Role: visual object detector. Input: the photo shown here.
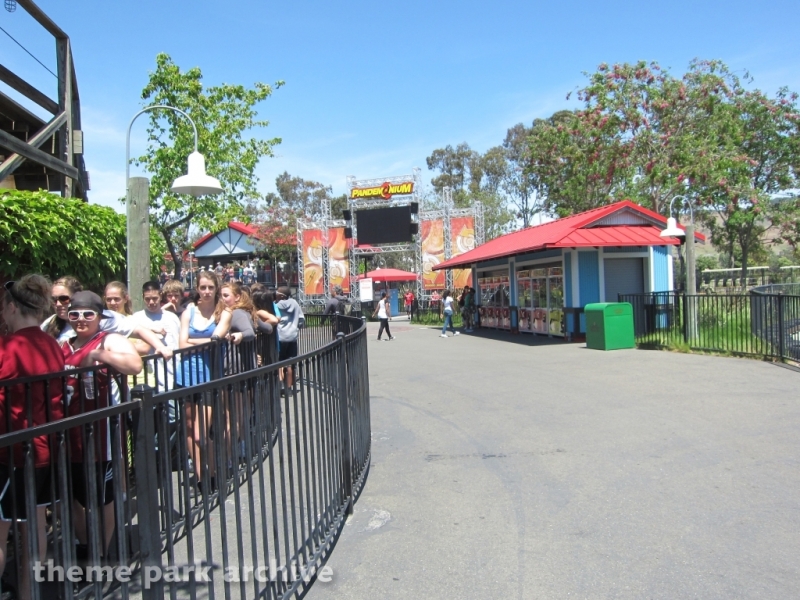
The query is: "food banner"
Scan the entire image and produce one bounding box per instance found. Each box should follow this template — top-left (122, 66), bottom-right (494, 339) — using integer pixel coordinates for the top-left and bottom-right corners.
top-left (421, 219), bottom-right (445, 290)
top-left (302, 229), bottom-right (323, 295)
top-left (327, 227), bottom-right (350, 293)
top-left (450, 216), bottom-right (475, 289)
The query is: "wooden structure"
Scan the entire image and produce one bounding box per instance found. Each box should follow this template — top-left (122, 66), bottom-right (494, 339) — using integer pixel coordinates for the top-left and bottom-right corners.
top-left (0, 0), bottom-right (89, 199)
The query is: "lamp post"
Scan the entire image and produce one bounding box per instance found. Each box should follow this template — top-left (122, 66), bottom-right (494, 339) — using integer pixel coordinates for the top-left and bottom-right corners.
top-left (660, 196), bottom-right (697, 339)
top-left (126, 105), bottom-right (222, 311)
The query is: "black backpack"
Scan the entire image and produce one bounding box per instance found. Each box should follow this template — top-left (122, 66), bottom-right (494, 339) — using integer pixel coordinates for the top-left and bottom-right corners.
top-left (336, 297), bottom-right (347, 315)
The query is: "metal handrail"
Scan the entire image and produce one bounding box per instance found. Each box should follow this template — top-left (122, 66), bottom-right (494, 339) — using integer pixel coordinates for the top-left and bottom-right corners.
top-left (0, 314), bottom-right (370, 599)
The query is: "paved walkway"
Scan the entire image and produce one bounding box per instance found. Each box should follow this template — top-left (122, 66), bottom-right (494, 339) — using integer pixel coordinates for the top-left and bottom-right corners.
top-left (308, 321), bottom-right (800, 599)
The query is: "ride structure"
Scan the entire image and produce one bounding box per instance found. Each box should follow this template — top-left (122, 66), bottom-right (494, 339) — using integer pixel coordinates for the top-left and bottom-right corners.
top-left (296, 169), bottom-right (484, 310)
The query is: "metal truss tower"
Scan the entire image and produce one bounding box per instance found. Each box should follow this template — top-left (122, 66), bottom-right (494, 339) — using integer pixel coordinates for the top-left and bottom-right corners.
top-left (346, 169), bottom-right (422, 311)
top-left (295, 194), bottom-right (334, 307)
top-left (297, 169), bottom-right (484, 310)
top-left (416, 187), bottom-right (485, 301)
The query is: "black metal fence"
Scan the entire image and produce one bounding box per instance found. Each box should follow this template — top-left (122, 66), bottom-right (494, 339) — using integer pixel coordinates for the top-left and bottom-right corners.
top-left (410, 307), bottom-right (465, 328)
top-left (0, 314), bottom-right (370, 599)
top-left (619, 291), bottom-right (800, 362)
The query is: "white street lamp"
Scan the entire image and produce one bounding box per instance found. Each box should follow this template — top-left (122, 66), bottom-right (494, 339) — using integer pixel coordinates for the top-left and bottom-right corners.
top-left (126, 105), bottom-right (222, 310)
top-left (660, 196), bottom-right (697, 339)
top-left (126, 105), bottom-right (222, 195)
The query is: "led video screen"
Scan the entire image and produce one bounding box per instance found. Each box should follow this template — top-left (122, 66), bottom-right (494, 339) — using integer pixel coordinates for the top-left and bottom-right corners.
top-left (355, 206), bottom-right (412, 245)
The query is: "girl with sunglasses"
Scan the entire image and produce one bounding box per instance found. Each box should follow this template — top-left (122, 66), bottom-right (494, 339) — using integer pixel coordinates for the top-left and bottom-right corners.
top-left (59, 291), bottom-right (142, 560)
top-left (41, 276), bottom-right (174, 362)
top-left (41, 275), bottom-right (82, 340)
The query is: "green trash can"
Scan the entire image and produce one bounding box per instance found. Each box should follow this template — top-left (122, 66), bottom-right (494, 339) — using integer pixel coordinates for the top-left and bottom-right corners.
top-left (585, 302), bottom-right (635, 350)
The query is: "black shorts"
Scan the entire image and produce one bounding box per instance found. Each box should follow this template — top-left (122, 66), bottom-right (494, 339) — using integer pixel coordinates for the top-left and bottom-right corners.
top-left (0, 465), bottom-right (52, 521)
top-left (72, 462), bottom-right (114, 506)
top-left (278, 340), bottom-right (298, 362)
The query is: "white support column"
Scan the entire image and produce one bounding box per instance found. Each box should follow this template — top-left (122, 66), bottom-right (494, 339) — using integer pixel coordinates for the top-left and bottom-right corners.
top-left (667, 247), bottom-right (675, 291)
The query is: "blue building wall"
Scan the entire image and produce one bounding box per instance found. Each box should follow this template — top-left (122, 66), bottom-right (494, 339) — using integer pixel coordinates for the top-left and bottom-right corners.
top-left (578, 250), bottom-right (600, 331)
top-left (652, 245), bottom-right (670, 292)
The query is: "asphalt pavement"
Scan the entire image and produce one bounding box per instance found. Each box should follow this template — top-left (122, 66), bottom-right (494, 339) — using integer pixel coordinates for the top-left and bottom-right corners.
top-left (308, 318), bottom-right (800, 599)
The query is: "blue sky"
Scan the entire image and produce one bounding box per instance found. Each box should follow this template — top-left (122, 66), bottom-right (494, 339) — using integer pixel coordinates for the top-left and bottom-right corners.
top-left (2, 0), bottom-right (799, 214)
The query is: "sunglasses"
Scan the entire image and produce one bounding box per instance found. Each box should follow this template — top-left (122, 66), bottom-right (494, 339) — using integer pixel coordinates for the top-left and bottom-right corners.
top-left (52, 295), bottom-right (71, 304)
top-left (67, 310), bottom-right (98, 322)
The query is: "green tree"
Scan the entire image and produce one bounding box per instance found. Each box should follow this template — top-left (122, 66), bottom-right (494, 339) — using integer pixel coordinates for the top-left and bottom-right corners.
top-left (426, 143), bottom-right (476, 193)
top-left (476, 146), bottom-right (508, 196)
top-left (0, 190), bottom-right (126, 289)
top-left (693, 79), bottom-right (800, 282)
top-left (265, 171), bottom-right (345, 219)
top-left (528, 108), bottom-right (633, 216)
top-left (253, 172), bottom-right (346, 284)
top-left (526, 59), bottom-right (800, 283)
top-left (427, 144), bottom-right (514, 238)
top-left (134, 53), bottom-right (283, 276)
top-left (502, 123), bottom-right (542, 227)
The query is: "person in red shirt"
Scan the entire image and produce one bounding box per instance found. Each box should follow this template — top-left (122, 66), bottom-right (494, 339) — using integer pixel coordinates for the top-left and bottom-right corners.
top-left (0, 275), bottom-right (65, 600)
top-left (404, 289), bottom-right (415, 320)
top-left (60, 291), bottom-right (142, 560)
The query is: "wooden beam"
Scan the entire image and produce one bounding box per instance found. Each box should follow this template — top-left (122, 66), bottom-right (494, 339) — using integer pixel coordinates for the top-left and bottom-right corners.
top-left (0, 127), bottom-right (78, 180)
top-left (0, 111), bottom-right (67, 180)
top-left (0, 65), bottom-right (58, 114)
top-left (57, 38), bottom-right (73, 197)
top-left (16, 0), bottom-right (68, 40)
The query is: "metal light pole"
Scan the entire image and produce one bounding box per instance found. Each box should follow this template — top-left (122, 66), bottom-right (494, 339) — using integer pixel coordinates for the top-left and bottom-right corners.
top-left (660, 196), bottom-right (697, 340)
top-left (125, 105), bottom-right (222, 311)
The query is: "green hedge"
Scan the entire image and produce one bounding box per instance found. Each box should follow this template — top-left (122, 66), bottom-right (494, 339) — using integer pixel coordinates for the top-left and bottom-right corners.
top-left (0, 189), bottom-right (164, 290)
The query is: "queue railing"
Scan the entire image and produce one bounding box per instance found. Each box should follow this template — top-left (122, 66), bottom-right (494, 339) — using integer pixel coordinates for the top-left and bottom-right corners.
top-left (0, 314), bottom-right (370, 599)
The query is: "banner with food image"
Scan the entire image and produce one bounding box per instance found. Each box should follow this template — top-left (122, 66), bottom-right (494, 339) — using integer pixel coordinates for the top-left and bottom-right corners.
top-left (327, 227), bottom-right (350, 293)
top-left (450, 216), bottom-right (475, 289)
top-left (302, 228), bottom-right (324, 295)
top-left (420, 219), bottom-right (445, 290)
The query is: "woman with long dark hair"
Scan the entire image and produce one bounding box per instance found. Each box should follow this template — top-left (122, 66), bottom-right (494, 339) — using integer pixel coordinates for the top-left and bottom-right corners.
top-left (42, 275), bottom-right (82, 340)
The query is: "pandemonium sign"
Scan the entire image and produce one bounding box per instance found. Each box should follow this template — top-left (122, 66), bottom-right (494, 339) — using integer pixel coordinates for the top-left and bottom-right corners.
top-left (350, 181), bottom-right (414, 200)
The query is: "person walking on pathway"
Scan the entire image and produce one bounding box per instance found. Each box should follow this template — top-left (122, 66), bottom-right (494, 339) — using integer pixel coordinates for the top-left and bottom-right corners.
top-left (440, 290), bottom-right (459, 338)
top-left (373, 291), bottom-right (394, 341)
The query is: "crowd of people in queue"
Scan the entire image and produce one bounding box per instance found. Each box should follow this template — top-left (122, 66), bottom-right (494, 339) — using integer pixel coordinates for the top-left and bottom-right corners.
top-left (0, 271), bottom-right (304, 599)
top-left (160, 259), bottom-right (276, 291)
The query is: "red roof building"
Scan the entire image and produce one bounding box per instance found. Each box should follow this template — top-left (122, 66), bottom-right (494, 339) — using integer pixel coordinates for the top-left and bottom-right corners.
top-left (433, 201), bottom-right (703, 338)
